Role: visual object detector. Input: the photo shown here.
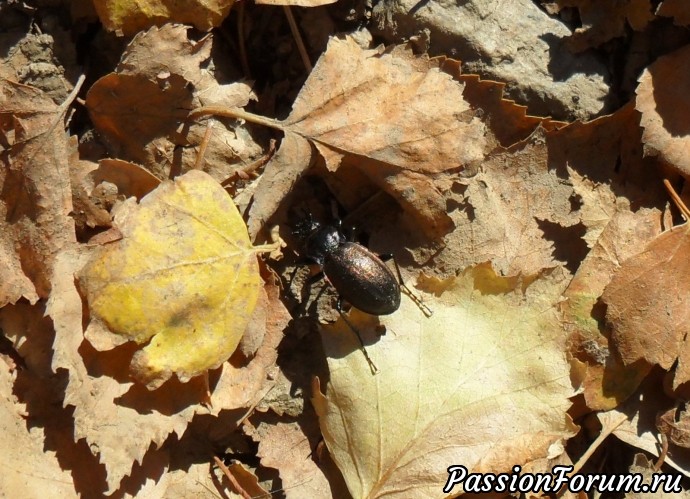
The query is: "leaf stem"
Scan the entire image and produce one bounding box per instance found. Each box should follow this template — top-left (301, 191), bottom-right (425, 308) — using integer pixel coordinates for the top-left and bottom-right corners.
top-left (189, 106), bottom-right (285, 132)
top-left (663, 178), bottom-right (690, 220)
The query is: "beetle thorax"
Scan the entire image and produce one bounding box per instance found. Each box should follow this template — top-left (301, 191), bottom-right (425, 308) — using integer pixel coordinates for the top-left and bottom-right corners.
top-left (305, 225), bottom-right (342, 264)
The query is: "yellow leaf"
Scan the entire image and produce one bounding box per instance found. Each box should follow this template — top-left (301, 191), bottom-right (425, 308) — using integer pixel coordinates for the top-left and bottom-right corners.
top-left (79, 170), bottom-right (272, 389)
top-left (92, 0), bottom-right (234, 36)
top-left (313, 264), bottom-right (575, 498)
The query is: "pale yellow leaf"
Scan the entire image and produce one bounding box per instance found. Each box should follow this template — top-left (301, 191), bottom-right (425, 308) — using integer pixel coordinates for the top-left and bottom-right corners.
top-left (313, 264), bottom-right (575, 498)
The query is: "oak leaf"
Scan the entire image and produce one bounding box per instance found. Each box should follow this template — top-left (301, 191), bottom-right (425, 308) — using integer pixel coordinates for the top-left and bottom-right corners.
top-left (78, 170), bottom-right (272, 389)
top-left (313, 264), bottom-right (575, 498)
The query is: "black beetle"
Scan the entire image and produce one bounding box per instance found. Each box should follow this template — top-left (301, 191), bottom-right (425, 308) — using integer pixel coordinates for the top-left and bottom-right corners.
top-left (302, 220), bottom-right (401, 317)
top-left (295, 215), bottom-right (413, 373)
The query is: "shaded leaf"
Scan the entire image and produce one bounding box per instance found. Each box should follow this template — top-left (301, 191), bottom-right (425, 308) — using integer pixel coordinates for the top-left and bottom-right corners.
top-left (0, 77), bottom-right (76, 306)
top-left (550, 0), bottom-right (654, 51)
top-left (656, 0), bottom-right (690, 26)
top-left (603, 223), bottom-right (690, 371)
top-left (636, 44), bottom-right (690, 177)
top-left (86, 25), bottom-right (260, 180)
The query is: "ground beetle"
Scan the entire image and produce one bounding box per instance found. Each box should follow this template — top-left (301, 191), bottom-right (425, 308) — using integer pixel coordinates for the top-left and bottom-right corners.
top-left (295, 214), bottom-right (431, 373)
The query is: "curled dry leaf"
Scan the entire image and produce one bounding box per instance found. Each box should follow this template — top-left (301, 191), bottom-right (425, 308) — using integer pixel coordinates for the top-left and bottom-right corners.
top-left (313, 264), bottom-right (575, 498)
top-left (78, 170), bottom-right (273, 389)
top-left (86, 25), bottom-right (260, 180)
top-left (238, 36), bottom-right (487, 238)
top-left (0, 77), bottom-right (76, 307)
top-left (636, 44), bottom-right (690, 177)
top-left (93, 0), bottom-right (234, 36)
top-left (602, 223), bottom-right (690, 372)
top-left (92, 158), bottom-right (162, 200)
top-left (658, 405), bottom-right (690, 448)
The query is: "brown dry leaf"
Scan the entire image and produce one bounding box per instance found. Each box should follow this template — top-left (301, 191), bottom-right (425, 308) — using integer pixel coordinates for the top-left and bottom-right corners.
top-left (658, 405), bottom-right (690, 448)
top-left (241, 36), bottom-right (487, 238)
top-left (255, 422), bottom-right (334, 498)
top-left (548, 103), bottom-right (666, 410)
top-left (1, 302), bottom-right (108, 497)
top-left (604, 374), bottom-right (690, 477)
top-left (48, 246), bottom-right (203, 492)
top-left (48, 243), bottom-right (281, 492)
top-left (222, 461), bottom-right (270, 498)
top-left (209, 277), bottom-right (290, 413)
top-left (456, 69), bottom-right (566, 147)
top-left (657, 0), bottom-right (690, 26)
top-left (69, 141), bottom-right (113, 232)
top-left (0, 359), bottom-right (77, 497)
top-left (0, 78), bottom-right (76, 307)
top-left (435, 129), bottom-right (581, 278)
top-left (408, 102), bottom-right (660, 282)
top-left (257, 0), bottom-right (335, 5)
top-left (92, 159), bottom-right (161, 200)
top-left (86, 72), bottom-right (192, 174)
top-left (636, 44), bottom-right (690, 177)
top-left (92, 0), bottom-right (234, 36)
top-left (563, 207), bottom-right (659, 410)
top-left (550, 0), bottom-right (654, 51)
top-left (313, 264), bottom-right (576, 498)
top-left (602, 222), bottom-right (689, 372)
top-left (628, 453), bottom-right (690, 498)
top-left (86, 25), bottom-right (260, 181)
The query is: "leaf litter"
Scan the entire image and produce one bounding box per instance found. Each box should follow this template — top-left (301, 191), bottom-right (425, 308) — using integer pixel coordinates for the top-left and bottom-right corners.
top-left (2, 2), bottom-right (690, 497)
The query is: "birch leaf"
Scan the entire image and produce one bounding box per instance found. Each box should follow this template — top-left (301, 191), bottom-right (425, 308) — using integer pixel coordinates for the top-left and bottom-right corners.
top-left (313, 264), bottom-right (575, 498)
top-left (78, 170), bottom-right (269, 389)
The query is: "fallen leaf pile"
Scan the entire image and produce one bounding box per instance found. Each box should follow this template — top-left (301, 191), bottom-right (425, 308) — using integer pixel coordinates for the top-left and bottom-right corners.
top-left (3, 1), bottom-right (690, 497)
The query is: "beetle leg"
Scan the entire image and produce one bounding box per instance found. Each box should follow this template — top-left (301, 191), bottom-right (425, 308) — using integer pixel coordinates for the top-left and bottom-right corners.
top-left (389, 257), bottom-right (433, 318)
top-left (335, 298), bottom-right (379, 375)
top-left (305, 269), bottom-right (325, 285)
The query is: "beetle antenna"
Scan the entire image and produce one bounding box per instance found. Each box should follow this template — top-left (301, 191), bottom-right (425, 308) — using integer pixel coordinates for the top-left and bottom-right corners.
top-left (336, 299), bottom-right (379, 374)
